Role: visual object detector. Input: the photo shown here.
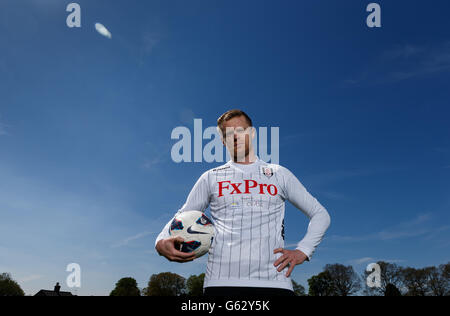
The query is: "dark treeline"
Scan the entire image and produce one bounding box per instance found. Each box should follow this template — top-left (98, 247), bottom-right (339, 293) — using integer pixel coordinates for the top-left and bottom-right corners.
top-left (109, 261), bottom-right (449, 296)
top-left (1, 261), bottom-right (448, 296)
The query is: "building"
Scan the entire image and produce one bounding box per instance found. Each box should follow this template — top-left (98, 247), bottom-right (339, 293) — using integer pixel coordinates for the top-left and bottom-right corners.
top-left (34, 282), bottom-right (74, 296)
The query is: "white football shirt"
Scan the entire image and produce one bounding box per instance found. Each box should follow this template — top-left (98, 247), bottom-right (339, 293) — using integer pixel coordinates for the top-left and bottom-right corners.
top-left (155, 157), bottom-right (331, 290)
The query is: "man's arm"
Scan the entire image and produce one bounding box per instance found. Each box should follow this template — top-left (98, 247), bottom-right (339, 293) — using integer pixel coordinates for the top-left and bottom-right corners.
top-left (155, 171), bottom-right (211, 261)
top-left (273, 167), bottom-right (331, 277)
top-left (283, 168), bottom-right (331, 260)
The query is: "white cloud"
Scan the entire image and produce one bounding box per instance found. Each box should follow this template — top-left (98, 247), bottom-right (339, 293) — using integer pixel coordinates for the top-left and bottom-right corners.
top-left (0, 124), bottom-right (7, 136)
top-left (376, 229), bottom-right (430, 241)
top-left (142, 156), bottom-right (165, 170)
top-left (0, 115), bottom-right (9, 136)
top-left (387, 42), bottom-right (450, 81)
top-left (349, 257), bottom-right (406, 266)
top-left (329, 213), bottom-right (448, 243)
top-left (0, 163), bottom-right (166, 295)
top-left (111, 231), bottom-right (157, 248)
top-left (381, 259), bottom-right (406, 264)
top-left (381, 45), bottom-right (424, 60)
top-left (345, 41), bottom-right (450, 85)
top-left (95, 23), bottom-right (112, 39)
top-left (19, 274), bottom-right (44, 283)
top-left (306, 166), bottom-right (405, 188)
top-left (142, 32), bottom-right (160, 55)
top-left (141, 142), bottom-right (172, 171)
top-left (350, 257), bottom-right (374, 265)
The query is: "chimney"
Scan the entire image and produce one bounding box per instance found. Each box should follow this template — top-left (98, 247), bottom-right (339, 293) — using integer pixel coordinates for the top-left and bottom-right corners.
top-left (54, 282), bottom-right (61, 295)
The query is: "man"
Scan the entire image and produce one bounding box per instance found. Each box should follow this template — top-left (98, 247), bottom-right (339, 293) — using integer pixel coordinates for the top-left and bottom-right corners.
top-left (155, 109), bottom-right (331, 296)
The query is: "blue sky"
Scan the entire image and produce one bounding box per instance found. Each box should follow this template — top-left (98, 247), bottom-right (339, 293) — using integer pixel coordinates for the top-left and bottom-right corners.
top-left (0, 0), bottom-right (449, 295)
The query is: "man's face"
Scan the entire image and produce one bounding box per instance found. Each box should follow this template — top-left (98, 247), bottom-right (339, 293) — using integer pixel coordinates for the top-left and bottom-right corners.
top-left (221, 116), bottom-right (254, 162)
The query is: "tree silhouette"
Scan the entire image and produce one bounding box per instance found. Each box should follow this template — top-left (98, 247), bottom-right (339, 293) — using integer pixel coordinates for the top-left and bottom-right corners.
top-left (324, 264), bottom-right (361, 296)
top-left (400, 267), bottom-right (431, 296)
top-left (362, 261), bottom-right (403, 296)
top-left (385, 283), bottom-right (402, 296)
top-left (110, 277), bottom-right (141, 296)
top-left (398, 264), bottom-right (450, 296)
top-left (442, 262), bottom-right (450, 296)
top-left (308, 271), bottom-right (335, 296)
top-left (110, 261), bottom-right (450, 297)
top-left (292, 280), bottom-right (307, 296)
top-left (0, 273), bottom-right (25, 296)
top-left (143, 272), bottom-right (186, 296)
top-left (428, 263), bottom-right (449, 296)
top-left (186, 273), bottom-right (205, 296)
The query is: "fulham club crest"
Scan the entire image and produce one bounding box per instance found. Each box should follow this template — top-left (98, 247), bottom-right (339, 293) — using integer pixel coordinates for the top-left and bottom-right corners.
top-left (262, 167), bottom-right (274, 178)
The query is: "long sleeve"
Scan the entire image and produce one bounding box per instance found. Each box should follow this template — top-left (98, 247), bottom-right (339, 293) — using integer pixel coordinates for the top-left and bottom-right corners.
top-left (154, 171), bottom-right (211, 247)
top-left (283, 168), bottom-right (331, 260)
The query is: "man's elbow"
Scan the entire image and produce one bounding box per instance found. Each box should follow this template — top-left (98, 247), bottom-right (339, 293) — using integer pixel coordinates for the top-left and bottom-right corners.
top-left (318, 208), bottom-right (331, 231)
top-left (324, 211), bottom-right (331, 230)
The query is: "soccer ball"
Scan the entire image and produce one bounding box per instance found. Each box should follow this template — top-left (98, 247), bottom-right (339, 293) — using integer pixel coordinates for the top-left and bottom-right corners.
top-left (169, 210), bottom-right (215, 258)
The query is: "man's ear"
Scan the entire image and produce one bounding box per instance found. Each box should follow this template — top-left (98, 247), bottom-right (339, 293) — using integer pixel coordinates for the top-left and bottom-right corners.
top-left (217, 126), bottom-right (226, 146)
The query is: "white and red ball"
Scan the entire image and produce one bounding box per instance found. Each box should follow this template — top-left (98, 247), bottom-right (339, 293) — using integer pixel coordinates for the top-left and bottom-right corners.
top-left (169, 211), bottom-right (215, 258)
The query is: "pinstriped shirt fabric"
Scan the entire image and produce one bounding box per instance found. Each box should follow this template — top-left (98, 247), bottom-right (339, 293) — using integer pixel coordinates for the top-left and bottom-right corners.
top-left (156, 157), bottom-right (331, 290)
